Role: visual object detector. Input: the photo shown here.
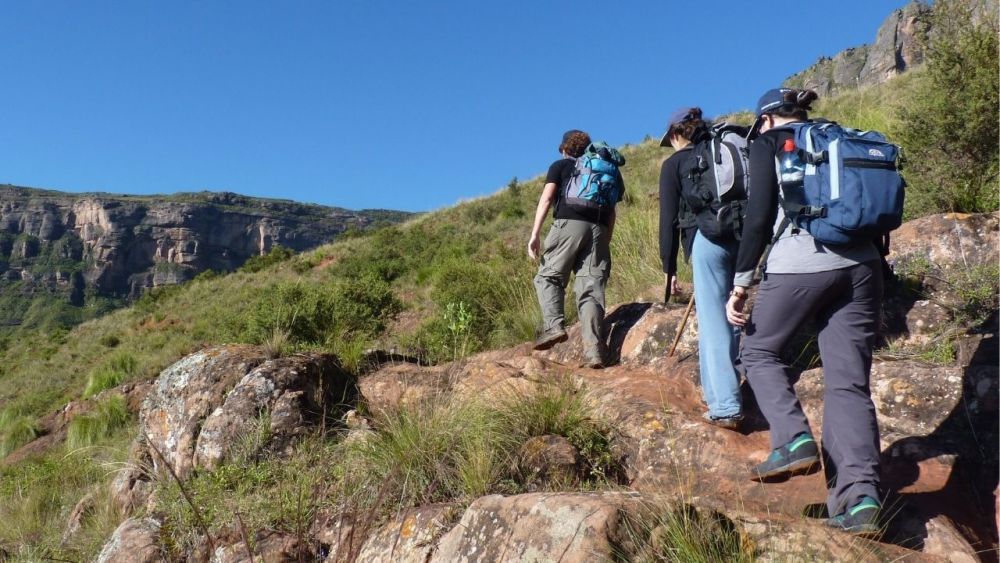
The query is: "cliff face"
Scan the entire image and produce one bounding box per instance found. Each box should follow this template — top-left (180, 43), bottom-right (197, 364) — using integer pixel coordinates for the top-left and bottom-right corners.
top-left (784, 1), bottom-right (931, 95)
top-left (0, 186), bottom-right (410, 322)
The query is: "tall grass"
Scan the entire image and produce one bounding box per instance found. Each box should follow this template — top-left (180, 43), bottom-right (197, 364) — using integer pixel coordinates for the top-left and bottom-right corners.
top-left (66, 395), bottom-right (130, 451)
top-left (82, 351), bottom-right (139, 398)
top-left (0, 408), bottom-right (40, 458)
top-left (617, 501), bottom-right (756, 563)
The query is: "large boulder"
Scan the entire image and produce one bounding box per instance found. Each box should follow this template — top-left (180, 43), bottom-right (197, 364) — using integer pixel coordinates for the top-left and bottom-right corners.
top-left (96, 518), bottom-right (166, 563)
top-left (540, 301), bottom-right (698, 367)
top-left (139, 345), bottom-right (354, 478)
top-left (429, 492), bottom-right (642, 562)
top-left (112, 345), bottom-right (355, 520)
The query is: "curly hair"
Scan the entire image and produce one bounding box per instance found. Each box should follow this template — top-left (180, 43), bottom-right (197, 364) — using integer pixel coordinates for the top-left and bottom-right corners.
top-left (559, 130), bottom-right (591, 158)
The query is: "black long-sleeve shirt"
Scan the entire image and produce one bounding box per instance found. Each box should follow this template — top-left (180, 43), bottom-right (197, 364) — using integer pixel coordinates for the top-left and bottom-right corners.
top-left (733, 126), bottom-right (879, 286)
top-left (658, 147), bottom-right (696, 275)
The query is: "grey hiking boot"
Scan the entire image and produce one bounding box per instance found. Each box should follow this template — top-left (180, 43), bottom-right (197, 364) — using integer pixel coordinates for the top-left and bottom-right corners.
top-left (583, 347), bottom-right (606, 369)
top-left (533, 328), bottom-right (568, 351)
top-left (751, 432), bottom-right (820, 482)
top-left (825, 496), bottom-right (882, 538)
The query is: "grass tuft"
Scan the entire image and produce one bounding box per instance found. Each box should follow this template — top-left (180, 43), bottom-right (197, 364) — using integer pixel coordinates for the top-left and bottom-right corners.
top-left (66, 395), bottom-right (130, 451)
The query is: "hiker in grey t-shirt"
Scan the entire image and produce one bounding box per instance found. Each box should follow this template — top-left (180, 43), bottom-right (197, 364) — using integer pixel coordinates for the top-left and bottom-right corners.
top-left (727, 88), bottom-right (884, 537)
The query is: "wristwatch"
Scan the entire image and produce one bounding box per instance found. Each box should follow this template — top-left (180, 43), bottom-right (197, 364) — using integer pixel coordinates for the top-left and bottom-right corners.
top-left (730, 287), bottom-right (748, 298)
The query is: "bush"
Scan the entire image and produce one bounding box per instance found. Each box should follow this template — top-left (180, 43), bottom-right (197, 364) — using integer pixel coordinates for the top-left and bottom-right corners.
top-left (242, 276), bottom-right (401, 349)
top-left (898, 0), bottom-right (999, 217)
top-left (66, 395), bottom-right (130, 451)
top-left (240, 245), bottom-right (295, 273)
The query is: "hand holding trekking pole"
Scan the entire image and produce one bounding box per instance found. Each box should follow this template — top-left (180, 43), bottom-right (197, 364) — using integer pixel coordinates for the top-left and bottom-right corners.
top-left (664, 274), bottom-right (681, 303)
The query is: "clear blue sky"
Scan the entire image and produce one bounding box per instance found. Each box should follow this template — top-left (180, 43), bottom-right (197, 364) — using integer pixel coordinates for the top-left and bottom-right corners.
top-left (0, 1), bottom-right (909, 212)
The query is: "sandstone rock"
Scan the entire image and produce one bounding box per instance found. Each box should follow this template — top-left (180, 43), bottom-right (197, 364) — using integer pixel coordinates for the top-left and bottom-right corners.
top-left (131, 345), bottom-right (354, 484)
top-left (889, 212), bottom-right (1000, 297)
top-left (96, 517), bottom-right (165, 563)
top-left (210, 532), bottom-right (303, 563)
top-left (354, 504), bottom-right (459, 563)
top-left (140, 346), bottom-right (270, 479)
top-left (784, 1), bottom-right (930, 96)
top-left (61, 492), bottom-right (96, 545)
top-left (194, 352), bottom-right (353, 469)
top-left (0, 185), bottom-right (406, 314)
top-left (430, 492), bottom-right (642, 563)
top-left (359, 363), bottom-right (450, 414)
top-left (517, 435), bottom-right (584, 489)
top-left (540, 301), bottom-right (698, 367)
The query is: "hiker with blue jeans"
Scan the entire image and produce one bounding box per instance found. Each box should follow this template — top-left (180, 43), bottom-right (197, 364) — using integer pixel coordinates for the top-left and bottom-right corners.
top-left (727, 88), bottom-right (885, 536)
top-left (528, 130), bottom-right (626, 368)
top-left (658, 107), bottom-right (743, 429)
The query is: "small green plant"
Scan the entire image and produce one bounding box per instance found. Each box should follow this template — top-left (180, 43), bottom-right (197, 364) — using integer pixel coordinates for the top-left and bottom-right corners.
top-left (444, 301), bottom-right (474, 360)
top-left (66, 395), bottom-right (130, 451)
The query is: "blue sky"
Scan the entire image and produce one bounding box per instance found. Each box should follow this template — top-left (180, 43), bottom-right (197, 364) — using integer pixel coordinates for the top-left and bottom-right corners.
top-left (0, 1), bottom-right (909, 212)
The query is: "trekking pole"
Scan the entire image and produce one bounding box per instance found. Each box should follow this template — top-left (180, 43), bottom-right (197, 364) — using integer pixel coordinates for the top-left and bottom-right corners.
top-left (668, 292), bottom-right (695, 357)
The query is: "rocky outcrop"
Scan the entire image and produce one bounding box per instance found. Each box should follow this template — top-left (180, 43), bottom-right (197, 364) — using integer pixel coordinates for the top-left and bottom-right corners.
top-left (97, 212), bottom-right (997, 561)
top-left (784, 1), bottom-right (931, 96)
top-left (112, 346), bottom-right (356, 513)
top-left (0, 185), bottom-right (410, 327)
top-left (96, 517), bottom-right (166, 563)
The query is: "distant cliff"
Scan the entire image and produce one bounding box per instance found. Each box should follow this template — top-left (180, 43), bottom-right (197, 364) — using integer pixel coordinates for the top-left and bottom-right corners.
top-left (0, 185), bottom-right (410, 328)
top-left (784, 1), bottom-right (931, 95)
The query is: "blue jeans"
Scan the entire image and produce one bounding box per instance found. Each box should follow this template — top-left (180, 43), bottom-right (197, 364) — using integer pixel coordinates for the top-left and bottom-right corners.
top-left (692, 231), bottom-right (742, 418)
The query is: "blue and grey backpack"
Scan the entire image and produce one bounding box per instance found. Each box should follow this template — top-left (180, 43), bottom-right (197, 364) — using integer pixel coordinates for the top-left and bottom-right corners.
top-left (563, 142), bottom-right (626, 214)
top-left (777, 122), bottom-right (905, 245)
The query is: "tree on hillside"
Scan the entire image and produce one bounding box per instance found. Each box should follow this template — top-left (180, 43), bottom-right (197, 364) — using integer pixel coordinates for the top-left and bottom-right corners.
top-left (898, 0), bottom-right (999, 217)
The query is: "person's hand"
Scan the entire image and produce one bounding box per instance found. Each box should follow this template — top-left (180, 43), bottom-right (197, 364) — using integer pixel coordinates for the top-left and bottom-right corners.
top-left (665, 274), bottom-right (682, 297)
top-left (726, 288), bottom-right (749, 327)
top-left (528, 234), bottom-right (541, 261)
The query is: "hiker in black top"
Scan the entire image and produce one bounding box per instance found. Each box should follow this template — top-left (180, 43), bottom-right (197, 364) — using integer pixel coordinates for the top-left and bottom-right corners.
top-left (545, 159), bottom-right (617, 227)
top-left (528, 130), bottom-right (625, 368)
top-left (658, 107), bottom-right (743, 428)
top-left (727, 88), bottom-right (884, 536)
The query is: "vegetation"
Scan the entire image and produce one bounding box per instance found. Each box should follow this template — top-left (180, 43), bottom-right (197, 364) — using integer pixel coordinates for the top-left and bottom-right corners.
top-left (897, 0), bottom-right (999, 216)
top-left (0, 4), bottom-right (997, 557)
top-left (618, 502), bottom-right (756, 563)
top-left (155, 381), bottom-right (620, 554)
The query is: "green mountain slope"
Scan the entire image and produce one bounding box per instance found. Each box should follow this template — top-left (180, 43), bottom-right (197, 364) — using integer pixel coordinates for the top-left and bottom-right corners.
top-left (0, 0), bottom-right (996, 555)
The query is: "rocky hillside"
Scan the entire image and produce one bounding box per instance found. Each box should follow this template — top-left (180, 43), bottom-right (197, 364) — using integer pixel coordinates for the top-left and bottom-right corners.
top-left (0, 185), bottom-right (410, 330)
top-left (80, 211), bottom-right (997, 562)
top-left (783, 1), bottom-right (931, 96)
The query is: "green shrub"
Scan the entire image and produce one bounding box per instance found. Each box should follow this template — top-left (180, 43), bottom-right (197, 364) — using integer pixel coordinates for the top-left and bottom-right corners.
top-left (66, 395), bottom-right (130, 451)
top-left (242, 276), bottom-right (401, 348)
top-left (240, 245), bottom-right (295, 273)
top-left (83, 351), bottom-right (139, 398)
top-left (898, 0), bottom-right (999, 217)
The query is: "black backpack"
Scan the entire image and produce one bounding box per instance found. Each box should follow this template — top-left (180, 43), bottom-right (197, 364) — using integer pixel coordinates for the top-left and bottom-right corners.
top-left (679, 123), bottom-right (751, 241)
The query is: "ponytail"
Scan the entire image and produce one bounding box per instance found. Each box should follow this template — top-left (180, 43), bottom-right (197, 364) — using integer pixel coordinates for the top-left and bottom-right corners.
top-left (772, 89), bottom-right (819, 120)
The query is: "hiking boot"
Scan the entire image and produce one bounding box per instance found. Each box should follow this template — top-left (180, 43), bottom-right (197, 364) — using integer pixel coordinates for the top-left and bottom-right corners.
top-left (703, 412), bottom-right (743, 431)
top-left (583, 351), bottom-right (604, 369)
top-left (533, 328), bottom-right (568, 351)
top-left (751, 432), bottom-right (820, 482)
top-left (825, 496), bottom-right (882, 538)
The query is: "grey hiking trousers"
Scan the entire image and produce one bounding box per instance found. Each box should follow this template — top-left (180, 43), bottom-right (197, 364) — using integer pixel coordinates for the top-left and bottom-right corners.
top-left (742, 261), bottom-right (883, 516)
top-left (533, 219), bottom-right (610, 355)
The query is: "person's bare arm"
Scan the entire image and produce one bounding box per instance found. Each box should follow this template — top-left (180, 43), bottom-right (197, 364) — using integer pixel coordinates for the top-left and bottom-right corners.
top-left (528, 182), bottom-right (558, 260)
